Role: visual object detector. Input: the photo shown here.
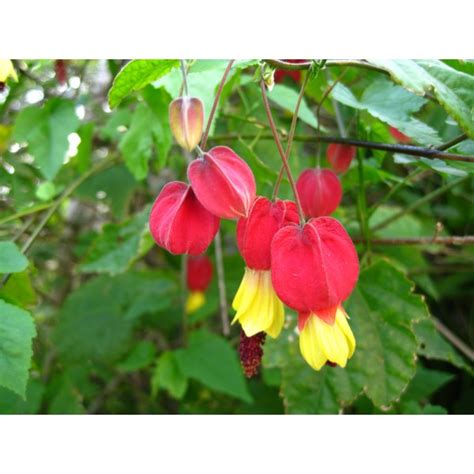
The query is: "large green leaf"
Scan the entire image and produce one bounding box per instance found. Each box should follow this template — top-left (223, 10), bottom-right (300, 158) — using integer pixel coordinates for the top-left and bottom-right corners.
top-left (268, 84), bottom-right (318, 129)
top-left (0, 379), bottom-right (44, 414)
top-left (54, 272), bottom-right (176, 363)
top-left (108, 59), bottom-right (179, 108)
top-left (0, 299), bottom-right (36, 398)
top-left (79, 206), bottom-right (152, 275)
top-left (13, 98), bottom-right (80, 180)
top-left (0, 241), bottom-right (28, 274)
top-left (119, 87), bottom-right (172, 180)
top-left (332, 79), bottom-right (441, 146)
top-left (368, 60), bottom-right (474, 139)
top-left (117, 341), bottom-right (156, 373)
top-left (264, 260), bottom-right (430, 413)
top-left (175, 329), bottom-right (252, 403)
top-left (151, 351), bottom-right (188, 400)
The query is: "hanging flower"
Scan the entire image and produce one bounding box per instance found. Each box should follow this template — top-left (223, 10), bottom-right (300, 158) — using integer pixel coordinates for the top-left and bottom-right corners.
top-left (296, 167), bottom-right (342, 218)
top-left (232, 197), bottom-right (298, 338)
top-left (271, 216), bottom-right (359, 369)
top-left (188, 146), bottom-right (256, 219)
top-left (149, 181), bottom-right (219, 256)
top-left (169, 96), bottom-right (204, 152)
top-left (326, 143), bottom-right (356, 173)
top-left (186, 254), bottom-right (213, 314)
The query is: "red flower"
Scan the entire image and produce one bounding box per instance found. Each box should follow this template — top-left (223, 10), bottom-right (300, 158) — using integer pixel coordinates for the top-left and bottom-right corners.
top-left (296, 168), bottom-right (342, 218)
top-left (271, 216), bottom-right (359, 323)
top-left (274, 59), bottom-right (306, 84)
top-left (326, 143), bottom-right (356, 173)
top-left (149, 181), bottom-right (219, 256)
top-left (186, 254), bottom-right (213, 314)
top-left (236, 197), bottom-right (299, 270)
top-left (187, 255), bottom-right (213, 292)
top-left (232, 197), bottom-right (298, 338)
top-left (389, 126), bottom-right (411, 144)
top-left (188, 146), bottom-right (256, 219)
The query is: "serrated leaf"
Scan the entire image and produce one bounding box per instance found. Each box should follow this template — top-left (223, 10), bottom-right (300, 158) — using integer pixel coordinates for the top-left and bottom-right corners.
top-left (264, 260), bottom-right (429, 412)
top-left (79, 206), bottom-right (151, 275)
top-left (117, 341), bottom-right (156, 373)
top-left (13, 99), bottom-right (80, 180)
top-left (0, 269), bottom-right (37, 307)
top-left (0, 299), bottom-right (36, 398)
top-left (108, 59), bottom-right (179, 108)
top-left (175, 329), bottom-right (252, 403)
top-left (393, 154), bottom-right (468, 177)
top-left (0, 241), bottom-right (28, 273)
top-left (119, 87), bottom-right (172, 180)
top-left (332, 79), bottom-right (441, 146)
top-left (368, 60), bottom-right (474, 140)
top-left (151, 351), bottom-right (188, 400)
top-left (402, 366), bottom-right (454, 401)
top-left (268, 84), bottom-right (318, 129)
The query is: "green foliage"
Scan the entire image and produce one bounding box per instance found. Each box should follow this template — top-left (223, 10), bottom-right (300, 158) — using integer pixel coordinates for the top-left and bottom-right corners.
top-left (13, 98), bottom-right (80, 180)
top-left (0, 299), bottom-right (36, 398)
top-left (152, 351), bottom-right (188, 400)
top-left (0, 241), bottom-right (28, 273)
top-left (108, 59), bottom-right (180, 108)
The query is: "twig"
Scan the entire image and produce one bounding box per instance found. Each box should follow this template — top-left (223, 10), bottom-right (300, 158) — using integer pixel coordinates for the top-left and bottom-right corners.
top-left (87, 373), bottom-right (126, 414)
top-left (180, 60), bottom-right (189, 96)
top-left (200, 60), bottom-right (235, 150)
top-left (260, 75), bottom-right (305, 224)
top-left (433, 318), bottom-right (474, 362)
top-left (265, 59), bottom-right (387, 74)
top-left (272, 70), bottom-right (310, 199)
top-left (209, 134), bottom-right (474, 163)
top-left (371, 176), bottom-right (468, 232)
top-left (214, 230), bottom-right (230, 336)
top-left (436, 133), bottom-right (467, 151)
top-left (353, 235), bottom-right (474, 245)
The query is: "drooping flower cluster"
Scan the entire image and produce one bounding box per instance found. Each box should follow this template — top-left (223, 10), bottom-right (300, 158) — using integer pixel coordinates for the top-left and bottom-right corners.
top-left (149, 87), bottom-right (360, 376)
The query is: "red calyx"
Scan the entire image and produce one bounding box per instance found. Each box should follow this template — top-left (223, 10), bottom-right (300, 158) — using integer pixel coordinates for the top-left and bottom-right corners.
top-left (326, 144), bottom-right (356, 173)
top-left (271, 217), bottom-right (359, 323)
top-left (149, 181), bottom-right (220, 256)
top-left (239, 329), bottom-right (266, 378)
top-left (274, 59), bottom-right (306, 84)
top-left (188, 146), bottom-right (256, 220)
top-left (187, 255), bottom-right (213, 292)
top-left (296, 168), bottom-right (342, 218)
top-left (236, 196), bottom-right (299, 270)
top-left (389, 126), bottom-right (411, 144)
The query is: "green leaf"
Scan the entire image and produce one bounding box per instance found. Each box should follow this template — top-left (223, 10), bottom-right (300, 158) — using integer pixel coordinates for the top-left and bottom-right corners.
top-left (151, 351), bottom-right (188, 400)
top-left (79, 206), bottom-right (151, 275)
top-left (399, 400), bottom-right (448, 414)
top-left (0, 241), bottom-right (28, 273)
top-left (0, 378), bottom-right (44, 414)
top-left (402, 366), bottom-right (454, 401)
top-left (13, 98), bottom-right (80, 180)
top-left (0, 299), bottom-right (36, 398)
top-left (368, 60), bottom-right (474, 140)
top-left (264, 260), bottom-right (429, 412)
top-left (119, 87), bottom-right (172, 180)
top-left (0, 269), bottom-right (37, 307)
top-left (74, 122), bottom-right (94, 172)
top-left (394, 154), bottom-right (468, 177)
top-left (414, 317), bottom-right (471, 372)
top-left (108, 59), bottom-right (179, 108)
top-left (35, 181), bottom-right (58, 201)
top-left (175, 329), bottom-right (252, 403)
top-left (332, 79), bottom-right (441, 146)
top-left (54, 272), bottom-right (176, 363)
top-left (117, 341), bottom-right (157, 373)
top-left (268, 84), bottom-right (318, 129)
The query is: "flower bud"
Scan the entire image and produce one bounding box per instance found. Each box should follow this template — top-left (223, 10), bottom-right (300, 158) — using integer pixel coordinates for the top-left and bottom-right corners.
top-left (169, 96), bottom-right (204, 151)
top-left (271, 217), bottom-right (359, 323)
top-left (149, 181), bottom-right (219, 256)
top-left (326, 143), bottom-right (356, 173)
top-left (389, 126), bottom-right (411, 144)
top-left (236, 197), bottom-right (298, 270)
top-left (188, 146), bottom-right (256, 219)
top-left (187, 255), bottom-right (213, 292)
top-left (296, 168), bottom-right (342, 218)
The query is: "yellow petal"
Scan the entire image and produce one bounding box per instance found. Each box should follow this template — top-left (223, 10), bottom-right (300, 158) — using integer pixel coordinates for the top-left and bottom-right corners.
top-left (0, 60), bottom-right (18, 83)
top-left (299, 316), bottom-right (327, 370)
top-left (185, 291), bottom-right (205, 314)
top-left (335, 306), bottom-right (356, 358)
top-left (232, 268), bottom-right (285, 338)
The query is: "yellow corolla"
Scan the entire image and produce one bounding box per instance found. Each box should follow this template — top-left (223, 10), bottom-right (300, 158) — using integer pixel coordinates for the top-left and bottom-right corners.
top-left (0, 60), bottom-right (18, 83)
top-left (185, 291), bottom-right (205, 314)
top-left (299, 305), bottom-right (356, 370)
top-left (232, 267), bottom-right (284, 339)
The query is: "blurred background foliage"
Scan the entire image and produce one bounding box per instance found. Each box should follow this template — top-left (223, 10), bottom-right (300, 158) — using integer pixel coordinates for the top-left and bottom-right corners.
top-left (0, 59), bottom-right (472, 414)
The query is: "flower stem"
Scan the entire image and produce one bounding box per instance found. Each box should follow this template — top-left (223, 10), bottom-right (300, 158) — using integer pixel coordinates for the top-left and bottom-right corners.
top-left (260, 76), bottom-right (305, 225)
top-left (200, 60), bottom-right (235, 150)
top-left (180, 60), bottom-right (189, 96)
top-left (214, 230), bottom-right (230, 336)
top-left (272, 70), bottom-right (310, 200)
